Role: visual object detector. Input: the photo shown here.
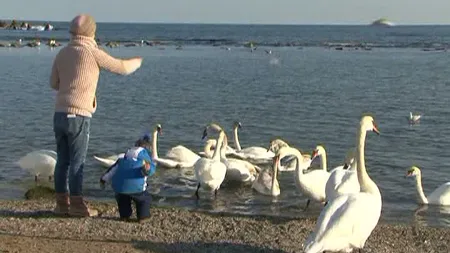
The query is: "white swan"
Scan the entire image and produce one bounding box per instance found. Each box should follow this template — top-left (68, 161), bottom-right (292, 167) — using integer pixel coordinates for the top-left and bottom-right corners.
top-left (151, 124), bottom-right (197, 168)
top-left (303, 115), bottom-right (381, 253)
top-left (230, 121), bottom-right (275, 164)
top-left (406, 166), bottom-right (450, 206)
top-left (276, 146), bottom-right (330, 209)
top-left (267, 138), bottom-right (312, 171)
top-left (203, 138), bottom-right (259, 184)
top-left (164, 144), bottom-right (200, 166)
top-left (17, 150), bottom-right (57, 182)
top-left (408, 111), bottom-right (421, 124)
top-left (194, 130), bottom-right (227, 199)
top-left (198, 122), bottom-right (240, 157)
top-left (252, 156), bottom-right (280, 197)
top-left (93, 153), bottom-right (125, 168)
top-left (162, 126), bottom-right (200, 165)
top-left (324, 147), bottom-right (360, 202)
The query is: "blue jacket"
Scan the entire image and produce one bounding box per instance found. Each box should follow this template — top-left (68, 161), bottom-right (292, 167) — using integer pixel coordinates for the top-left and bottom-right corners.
top-left (103, 147), bottom-right (156, 194)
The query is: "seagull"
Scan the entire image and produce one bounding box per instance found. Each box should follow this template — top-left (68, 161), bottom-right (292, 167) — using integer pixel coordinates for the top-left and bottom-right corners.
top-left (408, 112), bottom-right (421, 124)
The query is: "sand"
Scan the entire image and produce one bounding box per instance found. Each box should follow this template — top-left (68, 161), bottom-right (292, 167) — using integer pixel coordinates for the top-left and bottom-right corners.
top-left (0, 199), bottom-right (449, 253)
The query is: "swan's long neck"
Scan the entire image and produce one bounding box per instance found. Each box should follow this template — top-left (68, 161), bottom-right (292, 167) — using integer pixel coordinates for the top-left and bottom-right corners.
top-left (220, 135), bottom-right (228, 161)
top-left (414, 174), bottom-right (429, 204)
top-left (151, 130), bottom-right (159, 159)
top-left (204, 141), bottom-right (215, 159)
top-left (319, 152), bottom-right (327, 171)
top-left (212, 133), bottom-right (224, 161)
top-left (271, 159), bottom-right (279, 195)
top-left (356, 128), bottom-right (378, 195)
top-left (233, 126), bottom-right (242, 151)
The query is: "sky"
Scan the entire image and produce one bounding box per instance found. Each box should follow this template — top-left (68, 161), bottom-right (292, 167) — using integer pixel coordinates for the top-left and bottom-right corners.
top-left (2, 0), bottom-right (450, 25)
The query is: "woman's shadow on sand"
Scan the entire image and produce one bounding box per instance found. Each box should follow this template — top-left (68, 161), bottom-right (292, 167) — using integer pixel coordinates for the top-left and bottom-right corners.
top-left (132, 240), bottom-right (287, 253)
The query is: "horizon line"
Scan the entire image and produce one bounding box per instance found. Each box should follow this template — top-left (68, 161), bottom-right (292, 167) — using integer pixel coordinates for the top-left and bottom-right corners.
top-left (2, 18), bottom-right (450, 26)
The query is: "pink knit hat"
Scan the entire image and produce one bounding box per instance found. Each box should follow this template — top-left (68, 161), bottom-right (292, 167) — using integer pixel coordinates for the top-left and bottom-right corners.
top-left (69, 14), bottom-right (96, 37)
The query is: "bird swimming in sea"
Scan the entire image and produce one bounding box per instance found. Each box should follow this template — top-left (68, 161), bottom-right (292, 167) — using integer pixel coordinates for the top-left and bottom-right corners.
top-left (408, 112), bottom-right (421, 125)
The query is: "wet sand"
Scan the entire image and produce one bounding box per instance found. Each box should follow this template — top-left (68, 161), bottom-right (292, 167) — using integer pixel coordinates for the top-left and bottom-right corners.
top-left (0, 200), bottom-right (449, 252)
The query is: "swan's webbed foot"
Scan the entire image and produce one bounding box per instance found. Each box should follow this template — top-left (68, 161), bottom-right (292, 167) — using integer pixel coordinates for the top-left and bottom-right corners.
top-left (214, 188), bottom-right (219, 198)
top-left (303, 199), bottom-right (311, 211)
top-left (195, 183), bottom-right (201, 200)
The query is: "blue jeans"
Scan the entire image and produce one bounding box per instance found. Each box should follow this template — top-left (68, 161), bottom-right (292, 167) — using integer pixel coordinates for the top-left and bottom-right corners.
top-left (115, 191), bottom-right (152, 220)
top-left (53, 112), bottom-right (90, 196)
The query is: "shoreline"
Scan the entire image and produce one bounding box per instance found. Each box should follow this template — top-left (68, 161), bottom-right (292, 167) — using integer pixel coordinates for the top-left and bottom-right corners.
top-left (0, 200), bottom-right (449, 252)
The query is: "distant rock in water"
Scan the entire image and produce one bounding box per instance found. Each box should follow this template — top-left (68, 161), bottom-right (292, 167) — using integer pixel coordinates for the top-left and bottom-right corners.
top-left (371, 18), bottom-right (395, 27)
top-left (25, 186), bottom-right (55, 200)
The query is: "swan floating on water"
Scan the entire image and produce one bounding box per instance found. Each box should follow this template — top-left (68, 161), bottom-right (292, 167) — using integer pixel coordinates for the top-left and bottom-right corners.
top-left (406, 166), bottom-right (450, 206)
top-left (252, 156), bottom-right (280, 197)
top-left (229, 121), bottom-right (275, 164)
top-left (408, 112), bottom-right (421, 125)
top-left (17, 150), bottom-right (57, 182)
top-left (203, 138), bottom-right (259, 184)
top-left (303, 115), bottom-right (381, 253)
top-left (151, 124), bottom-right (198, 169)
top-left (93, 153), bottom-right (125, 168)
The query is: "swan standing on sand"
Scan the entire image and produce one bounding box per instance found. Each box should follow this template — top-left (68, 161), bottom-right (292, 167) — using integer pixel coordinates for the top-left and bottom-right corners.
top-left (17, 150), bottom-right (57, 182)
top-left (303, 115), bottom-right (381, 253)
top-left (275, 146), bottom-right (330, 210)
top-left (324, 147), bottom-right (360, 202)
top-left (194, 130), bottom-right (227, 199)
top-left (203, 138), bottom-right (259, 184)
top-left (231, 121), bottom-right (275, 163)
top-left (406, 166), bottom-right (450, 206)
top-left (252, 156), bottom-right (280, 197)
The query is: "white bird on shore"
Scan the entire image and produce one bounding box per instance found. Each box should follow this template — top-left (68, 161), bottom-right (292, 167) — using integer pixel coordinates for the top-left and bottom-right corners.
top-left (303, 115), bottom-right (382, 253)
top-left (17, 150), bottom-right (57, 182)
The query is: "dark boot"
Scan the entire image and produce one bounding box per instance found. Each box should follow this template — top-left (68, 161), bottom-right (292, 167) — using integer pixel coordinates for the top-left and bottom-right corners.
top-left (54, 193), bottom-right (70, 216)
top-left (68, 196), bottom-right (98, 217)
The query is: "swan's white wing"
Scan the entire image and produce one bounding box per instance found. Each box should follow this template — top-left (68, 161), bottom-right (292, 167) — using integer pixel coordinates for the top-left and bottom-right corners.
top-left (252, 168), bottom-right (279, 196)
top-left (93, 156), bottom-right (117, 168)
top-left (165, 145), bottom-right (200, 163)
top-left (304, 193), bottom-right (381, 253)
top-left (428, 182), bottom-right (450, 205)
top-left (17, 151), bottom-right (57, 176)
top-left (154, 157), bottom-right (181, 169)
top-left (297, 170), bottom-right (329, 202)
top-left (223, 159), bottom-right (255, 182)
top-left (334, 171), bottom-right (360, 197)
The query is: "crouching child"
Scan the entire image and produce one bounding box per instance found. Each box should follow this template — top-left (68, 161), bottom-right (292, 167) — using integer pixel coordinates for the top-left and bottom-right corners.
top-left (100, 135), bottom-right (156, 222)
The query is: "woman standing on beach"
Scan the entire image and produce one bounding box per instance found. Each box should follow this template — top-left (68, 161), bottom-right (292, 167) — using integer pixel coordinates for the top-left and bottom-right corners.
top-left (50, 14), bottom-right (143, 217)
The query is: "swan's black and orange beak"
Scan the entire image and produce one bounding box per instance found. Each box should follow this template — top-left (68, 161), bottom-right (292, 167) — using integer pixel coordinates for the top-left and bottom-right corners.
top-left (372, 122), bottom-right (380, 135)
top-left (156, 125), bottom-right (162, 134)
top-left (343, 163), bottom-right (349, 170)
top-left (311, 149), bottom-right (319, 160)
top-left (201, 128), bottom-right (208, 140)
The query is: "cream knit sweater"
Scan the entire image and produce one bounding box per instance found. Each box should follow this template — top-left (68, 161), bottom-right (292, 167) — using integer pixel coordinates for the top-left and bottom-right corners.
top-left (50, 35), bottom-right (142, 117)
